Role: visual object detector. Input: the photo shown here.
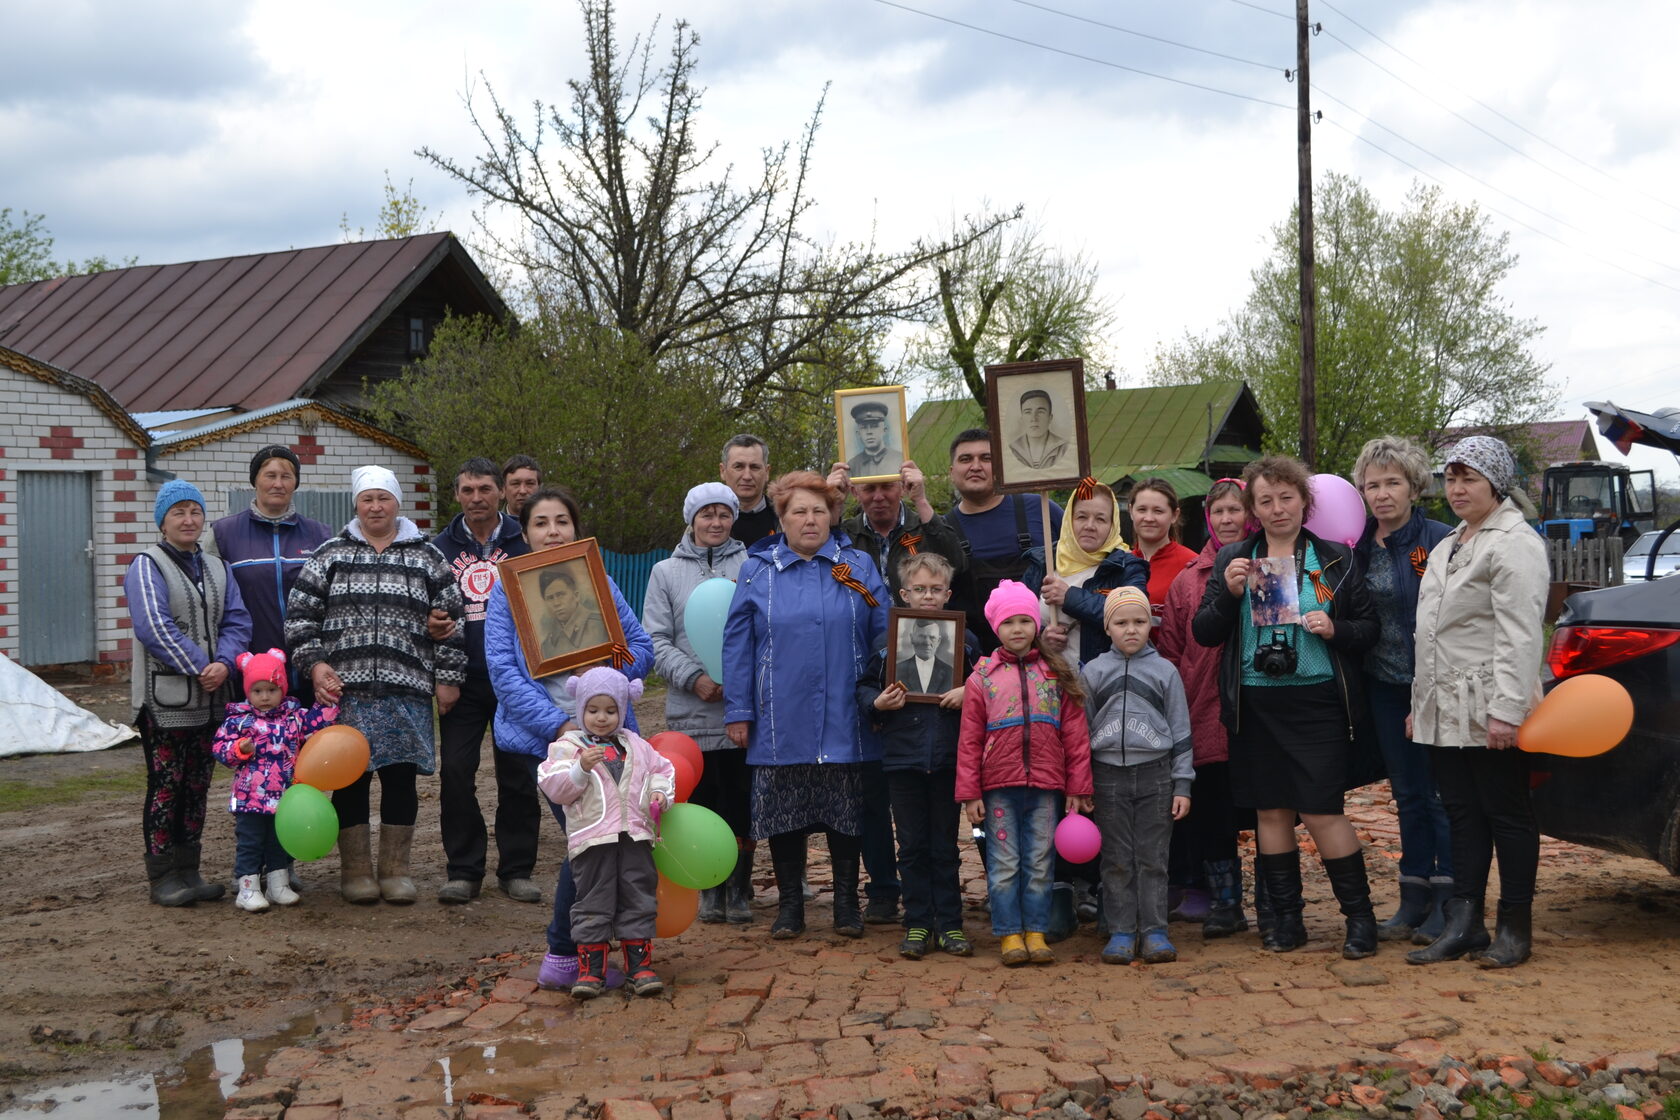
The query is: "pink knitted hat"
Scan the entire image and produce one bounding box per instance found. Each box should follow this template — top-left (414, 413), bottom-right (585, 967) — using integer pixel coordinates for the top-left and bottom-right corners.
top-left (565, 665), bottom-right (645, 724)
top-left (984, 579), bottom-right (1042, 637)
top-left (237, 648), bottom-right (288, 700)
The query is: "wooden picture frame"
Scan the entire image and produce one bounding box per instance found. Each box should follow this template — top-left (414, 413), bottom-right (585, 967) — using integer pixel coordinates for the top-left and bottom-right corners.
top-left (497, 538), bottom-right (626, 679)
top-left (985, 359), bottom-right (1092, 493)
top-left (885, 607), bottom-right (967, 703)
top-left (834, 385), bottom-right (911, 483)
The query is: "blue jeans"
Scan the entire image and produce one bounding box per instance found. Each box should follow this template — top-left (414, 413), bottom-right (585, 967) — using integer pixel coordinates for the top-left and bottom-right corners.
top-left (233, 812), bottom-right (291, 878)
top-left (520, 753), bottom-right (579, 956)
top-left (981, 786), bottom-right (1058, 936)
top-left (1366, 676), bottom-right (1453, 881)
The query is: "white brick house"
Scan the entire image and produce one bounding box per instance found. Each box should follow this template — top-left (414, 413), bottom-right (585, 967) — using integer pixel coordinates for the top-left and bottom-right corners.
top-left (0, 347), bottom-right (431, 669)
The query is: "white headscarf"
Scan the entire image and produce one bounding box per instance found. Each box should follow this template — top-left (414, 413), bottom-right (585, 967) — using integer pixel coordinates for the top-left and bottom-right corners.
top-left (351, 465), bottom-right (403, 506)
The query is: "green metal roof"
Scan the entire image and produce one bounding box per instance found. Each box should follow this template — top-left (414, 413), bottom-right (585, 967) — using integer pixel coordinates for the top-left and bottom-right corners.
top-left (909, 381), bottom-right (1263, 485)
top-left (1123, 467), bottom-right (1217, 498)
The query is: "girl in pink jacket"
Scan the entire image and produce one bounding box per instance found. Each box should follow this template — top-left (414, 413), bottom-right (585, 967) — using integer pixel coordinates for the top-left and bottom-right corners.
top-left (956, 581), bottom-right (1093, 967)
top-left (211, 649), bottom-right (338, 913)
top-left (537, 667), bottom-right (675, 999)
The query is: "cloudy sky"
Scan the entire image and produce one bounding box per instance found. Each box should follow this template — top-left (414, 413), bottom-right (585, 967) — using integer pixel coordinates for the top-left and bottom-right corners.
top-left (5, 0), bottom-right (1678, 478)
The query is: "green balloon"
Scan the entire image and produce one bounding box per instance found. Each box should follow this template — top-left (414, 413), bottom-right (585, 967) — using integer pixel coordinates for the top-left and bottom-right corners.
top-left (275, 783), bottom-right (340, 862)
top-left (651, 804), bottom-right (737, 889)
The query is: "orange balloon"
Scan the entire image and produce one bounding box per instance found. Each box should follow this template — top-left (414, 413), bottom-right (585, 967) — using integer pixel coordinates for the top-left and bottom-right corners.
top-left (1517, 673), bottom-right (1633, 758)
top-left (294, 725), bottom-right (371, 791)
top-left (650, 731), bottom-right (703, 783)
top-left (655, 873), bottom-right (700, 938)
top-left (668, 753), bottom-right (698, 803)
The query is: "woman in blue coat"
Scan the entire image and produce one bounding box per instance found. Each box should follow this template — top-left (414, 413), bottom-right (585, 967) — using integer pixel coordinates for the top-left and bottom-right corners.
top-left (484, 487), bottom-right (654, 991)
top-left (724, 471), bottom-right (889, 940)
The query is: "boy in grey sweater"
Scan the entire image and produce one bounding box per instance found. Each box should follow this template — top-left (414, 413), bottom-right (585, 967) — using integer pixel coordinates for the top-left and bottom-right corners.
top-left (1081, 587), bottom-right (1194, 965)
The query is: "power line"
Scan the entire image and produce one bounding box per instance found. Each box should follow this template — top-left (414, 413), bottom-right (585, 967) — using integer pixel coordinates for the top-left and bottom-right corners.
top-left (1319, 118), bottom-right (1680, 297)
top-left (1224, 0), bottom-right (1293, 20)
top-left (867, 0), bottom-right (1293, 110)
top-left (1317, 0), bottom-right (1680, 219)
top-left (1003, 0), bottom-right (1281, 71)
top-left (1316, 85), bottom-right (1680, 279)
top-left (1318, 26), bottom-right (1680, 240)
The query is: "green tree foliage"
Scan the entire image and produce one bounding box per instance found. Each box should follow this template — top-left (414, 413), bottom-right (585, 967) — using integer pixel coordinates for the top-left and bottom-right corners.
top-left (339, 173), bottom-right (439, 242)
top-left (0, 209), bottom-right (131, 284)
top-left (368, 312), bottom-right (736, 552)
top-left (1149, 173), bottom-right (1558, 476)
top-left (909, 215), bottom-right (1115, 406)
top-left (419, 0), bottom-right (1002, 422)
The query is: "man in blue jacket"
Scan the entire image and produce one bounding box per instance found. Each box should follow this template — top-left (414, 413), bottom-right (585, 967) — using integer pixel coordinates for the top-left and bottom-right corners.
top-left (433, 457), bottom-right (534, 904)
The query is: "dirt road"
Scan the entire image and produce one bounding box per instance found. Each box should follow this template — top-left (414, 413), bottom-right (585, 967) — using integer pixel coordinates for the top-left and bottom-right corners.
top-left (3, 679), bottom-right (1679, 1117)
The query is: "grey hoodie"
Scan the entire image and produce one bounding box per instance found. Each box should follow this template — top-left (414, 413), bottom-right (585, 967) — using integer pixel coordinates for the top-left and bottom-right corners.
top-left (1080, 642), bottom-right (1196, 799)
top-left (641, 530), bottom-right (747, 751)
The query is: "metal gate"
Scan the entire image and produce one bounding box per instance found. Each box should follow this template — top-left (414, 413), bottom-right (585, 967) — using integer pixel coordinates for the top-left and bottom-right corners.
top-left (19, 471), bottom-right (96, 664)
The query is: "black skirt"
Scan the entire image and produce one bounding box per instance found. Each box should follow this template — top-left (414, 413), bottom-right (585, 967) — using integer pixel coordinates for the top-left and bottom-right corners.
top-left (1230, 680), bottom-right (1349, 815)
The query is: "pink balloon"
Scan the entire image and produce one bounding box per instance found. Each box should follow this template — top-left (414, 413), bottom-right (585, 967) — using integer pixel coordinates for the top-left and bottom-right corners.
top-left (1305, 473), bottom-right (1367, 546)
top-left (1054, 812), bottom-right (1102, 864)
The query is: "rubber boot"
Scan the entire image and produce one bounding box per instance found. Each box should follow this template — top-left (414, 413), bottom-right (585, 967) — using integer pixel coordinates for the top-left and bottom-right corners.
top-left (771, 847), bottom-right (806, 939)
top-left (175, 842), bottom-right (225, 902)
top-left (1406, 898), bottom-right (1490, 964)
top-left (1256, 850), bottom-right (1307, 952)
top-left (698, 887), bottom-right (727, 924)
top-left (572, 943), bottom-right (609, 1000)
top-left (725, 858), bottom-right (754, 924)
top-left (1411, 879), bottom-right (1454, 945)
top-left (337, 824), bottom-right (379, 905)
top-left (1323, 851), bottom-right (1379, 959)
top-left (1476, 901), bottom-right (1532, 969)
top-left (1251, 851), bottom-right (1276, 944)
top-left (1202, 859), bottom-right (1248, 938)
top-left (376, 824), bottom-right (417, 904)
top-left (1378, 878), bottom-right (1431, 942)
top-left (622, 938), bottom-right (663, 995)
top-left (145, 851), bottom-right (196, 907)
top-left (831, 850), bottom-right (864, 938)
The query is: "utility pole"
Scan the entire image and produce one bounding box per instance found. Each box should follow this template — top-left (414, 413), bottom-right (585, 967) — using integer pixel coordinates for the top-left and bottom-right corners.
top-left (1295, 0), bottom-right (1319, 469)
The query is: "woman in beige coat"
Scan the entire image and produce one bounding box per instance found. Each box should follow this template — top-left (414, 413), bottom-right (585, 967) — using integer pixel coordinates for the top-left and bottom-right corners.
top-left (1406, 436), bottom-right (1548, 969)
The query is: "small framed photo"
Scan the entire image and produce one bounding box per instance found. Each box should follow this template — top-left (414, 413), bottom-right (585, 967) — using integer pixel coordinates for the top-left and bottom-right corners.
top-left (834, 386), bottom-right (910, 483)
top-left (985, 359), bottom-right (1091, 492)
top-left (885, 608), bottom-right (967, 703)
top-left (498, 538), bottom-right (626, 679)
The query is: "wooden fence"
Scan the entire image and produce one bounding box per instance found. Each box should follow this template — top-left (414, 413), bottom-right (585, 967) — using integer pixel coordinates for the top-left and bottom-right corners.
top-left (602, 547), bottom-right (673, 618)
top-left (1545, 537), bottom-right (1624, 587)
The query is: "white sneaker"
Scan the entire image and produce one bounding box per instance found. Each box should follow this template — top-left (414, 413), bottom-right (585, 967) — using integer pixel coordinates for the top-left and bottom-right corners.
top-left (236, 874), bottom-right (270, 912)
top-left (265, 869), bottom-right (300, 906)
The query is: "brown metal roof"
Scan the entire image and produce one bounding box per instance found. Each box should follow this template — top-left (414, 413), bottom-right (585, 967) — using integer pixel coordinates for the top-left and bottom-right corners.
top-left (0, 233), bottom-right (504, 411)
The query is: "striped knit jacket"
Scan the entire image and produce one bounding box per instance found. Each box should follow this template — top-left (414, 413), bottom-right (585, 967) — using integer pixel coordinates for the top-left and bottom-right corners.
top-left (284, 517), bottom-right (467, 697)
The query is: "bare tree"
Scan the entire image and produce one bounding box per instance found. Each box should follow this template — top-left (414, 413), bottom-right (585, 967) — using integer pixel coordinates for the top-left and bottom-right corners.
top-left (908, 215), bottom-right (1115, 406)
top-left (420, 0), bottom-right (1002, 415)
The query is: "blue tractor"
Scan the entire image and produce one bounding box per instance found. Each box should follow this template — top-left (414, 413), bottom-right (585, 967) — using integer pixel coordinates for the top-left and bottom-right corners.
top-left (1537, 459), bottom-right (1656, 547)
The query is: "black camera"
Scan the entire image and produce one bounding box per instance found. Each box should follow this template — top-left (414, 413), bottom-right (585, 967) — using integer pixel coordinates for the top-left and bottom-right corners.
top-left (1252, 631), bottom-right (1297, 678)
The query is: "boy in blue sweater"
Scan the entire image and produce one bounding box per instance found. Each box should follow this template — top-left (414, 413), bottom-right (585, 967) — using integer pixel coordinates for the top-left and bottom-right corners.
top-left (1081, 586), bottom-right (1194, 965)
top-left (858, 552), bottom-right (981, 959)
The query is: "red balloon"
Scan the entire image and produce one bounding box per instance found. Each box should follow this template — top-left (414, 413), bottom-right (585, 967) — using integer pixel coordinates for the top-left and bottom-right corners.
top-left (650, 731), bottom-right (703, 783)
top-left (668, 753), bottom-right (698, 803)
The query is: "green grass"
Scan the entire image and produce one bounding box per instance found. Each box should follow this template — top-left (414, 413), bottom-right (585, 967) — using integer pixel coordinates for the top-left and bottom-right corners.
top-left (0, 768), bottom-right (148, 814)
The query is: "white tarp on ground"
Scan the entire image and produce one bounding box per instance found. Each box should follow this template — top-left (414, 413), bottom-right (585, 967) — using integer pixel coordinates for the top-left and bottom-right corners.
top-left (0, 653), bottom-right (136, 757)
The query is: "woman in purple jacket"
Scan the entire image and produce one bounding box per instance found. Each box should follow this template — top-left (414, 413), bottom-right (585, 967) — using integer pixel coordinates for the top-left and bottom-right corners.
top-left (125, 479), bottom-right (252, 907)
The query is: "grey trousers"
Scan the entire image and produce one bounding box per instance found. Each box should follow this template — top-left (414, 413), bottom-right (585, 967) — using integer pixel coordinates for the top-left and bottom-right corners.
top-left (1094, 756), bottom-right (1175, 935)
top-left (568, 834), bottom-right (659, 944)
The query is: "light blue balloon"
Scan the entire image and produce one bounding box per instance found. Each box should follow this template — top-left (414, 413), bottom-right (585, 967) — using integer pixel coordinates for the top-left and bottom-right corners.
top-left (682, 577), bottom-right (735, 686)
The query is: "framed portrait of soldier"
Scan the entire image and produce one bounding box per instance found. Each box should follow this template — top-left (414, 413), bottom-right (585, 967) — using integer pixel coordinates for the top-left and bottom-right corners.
top-left (985, 359), bottom-right (1091, 493)
top-left (885, 608), bottom-right (966, 703)
top-left (834, 386), bottom-right (910, 483)
top-left (498, 538), bottom-right (626, 678)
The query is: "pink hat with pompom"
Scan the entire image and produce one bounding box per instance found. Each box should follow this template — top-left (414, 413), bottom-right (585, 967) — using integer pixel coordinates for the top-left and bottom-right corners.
top-left (565, 665), bottom-right (643, 723)
top-left (237, 648), bottom-right (287, 699)
top-left (984, 580), bottom-right (1042, 637)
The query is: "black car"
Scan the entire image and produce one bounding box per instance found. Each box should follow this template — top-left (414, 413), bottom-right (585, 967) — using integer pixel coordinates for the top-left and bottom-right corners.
top-left (1531, 401), bottom-right (1680, 871)
top-left (1530, 574), bottom-right (1680, 871)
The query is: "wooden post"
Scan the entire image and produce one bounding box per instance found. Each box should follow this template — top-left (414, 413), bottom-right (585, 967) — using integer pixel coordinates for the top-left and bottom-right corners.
top-left (1296, 0), bottom-right (1319, 469)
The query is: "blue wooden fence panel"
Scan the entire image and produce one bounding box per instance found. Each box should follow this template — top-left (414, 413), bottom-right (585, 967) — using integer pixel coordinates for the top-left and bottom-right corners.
top-left (602, 547), bottom-right (672, 619)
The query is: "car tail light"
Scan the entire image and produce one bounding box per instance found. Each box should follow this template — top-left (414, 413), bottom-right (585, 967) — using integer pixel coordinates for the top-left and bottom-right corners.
top-left (1547, 625), bottom-right (1680, 678)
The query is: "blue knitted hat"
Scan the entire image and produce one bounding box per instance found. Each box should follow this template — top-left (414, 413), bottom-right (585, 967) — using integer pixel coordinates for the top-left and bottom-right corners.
top-left (154, 479), bottom-right (206, 527)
